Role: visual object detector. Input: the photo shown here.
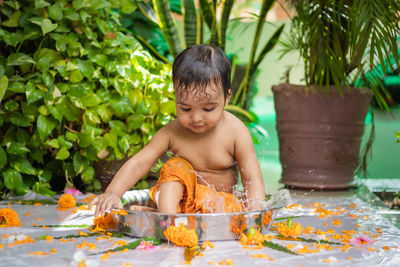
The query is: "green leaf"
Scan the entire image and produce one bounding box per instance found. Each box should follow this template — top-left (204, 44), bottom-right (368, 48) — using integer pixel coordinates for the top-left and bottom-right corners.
top-left (48, 3), bottom-right (64, 21)
top-left (35, 0), bottom-right (50, 8)
top-left (73, 153), bottom-right (91, 174)
top-left (56, 146), bottom-right (70, 160)
top-left (38, 169), bottom-right (52, 183)
top-left (6, 142), bottom-right (30, 155)
top-left (41, 19), bottom-right (58, 35)
top-left (32, 182), bottom-right (56, 197)
top-left (110, 96), bottom-right (133, 114)
top-left (69, 69), bottom-right (84, 83)
top-left (95, 18), bottom-right (111, 35)
top-left (10, 157), bottom-right (37, 175)
top-left (92, 0), bottom-right (110, 10)
top-left (81, 166), bottom-right (95, 184)
top-left (2, 10), bottom-right (21, 28)
top-left (119, 0), bottom-right (137, 13)
top-left (72, 0), bottom-right (90, 10)
top-left (7, 53), bottom-right (35, 66)
top-left (92, 237), bottom-right (161, 255)
top-left (10, 112), bottom-right (31, 127)
top-left (0, 75), bottom-right (8, 104)
top-left (90, 54), bottom-right (108, 67)
top-left (4, 100), bottom-right (19, 111)
top-left (73, 59), bottom-right (94, 79)
top-left (47, 139), bottom-right (60, 149)
top-left (118, 135), bottom-right (130, 153)
top-left (262, 240), bottom-right (299, 255)
top-left (3, 169), bottom-right (23, 190)
top-left (109, 120), bottom-right (127, 136)
top-left (0, 147), bottom-right (7, 168)
top-left (8, 81), bottom-right (25, 93)
top-left (37, 114), bottom-right (58, 141)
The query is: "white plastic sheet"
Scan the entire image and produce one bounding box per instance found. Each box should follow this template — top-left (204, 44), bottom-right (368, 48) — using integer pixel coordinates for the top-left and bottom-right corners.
top-left (1, 186), bottom-right (400, 266)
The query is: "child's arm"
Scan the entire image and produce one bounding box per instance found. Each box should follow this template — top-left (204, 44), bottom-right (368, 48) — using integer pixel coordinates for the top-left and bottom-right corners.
top-left (234, 124), bottom-right (265, 210)
top-left (89, 126), bottom-right (170, 216)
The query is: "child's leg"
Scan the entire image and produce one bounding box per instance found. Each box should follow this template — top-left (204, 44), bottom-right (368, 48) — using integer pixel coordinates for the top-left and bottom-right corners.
top-left (157, 181), bottom-right (184, 213)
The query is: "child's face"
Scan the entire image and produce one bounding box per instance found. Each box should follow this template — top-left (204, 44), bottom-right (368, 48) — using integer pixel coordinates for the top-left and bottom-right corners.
top-left (176, 86), bottom-right (230, 134)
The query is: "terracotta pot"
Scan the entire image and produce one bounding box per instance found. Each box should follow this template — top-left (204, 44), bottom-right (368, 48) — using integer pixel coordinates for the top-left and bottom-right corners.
top-left (272, 84), bottom-right (373, 190)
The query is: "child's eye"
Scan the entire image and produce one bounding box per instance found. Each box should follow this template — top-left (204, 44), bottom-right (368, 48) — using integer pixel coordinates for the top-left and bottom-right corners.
top-left (204, 107), bottom-right (215, 112)
top-left (180, 107), bottom-right (191, 112)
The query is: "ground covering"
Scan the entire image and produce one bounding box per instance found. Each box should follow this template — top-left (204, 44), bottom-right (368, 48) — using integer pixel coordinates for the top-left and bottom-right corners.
top-left (1, 189), bottom-right (400, 266)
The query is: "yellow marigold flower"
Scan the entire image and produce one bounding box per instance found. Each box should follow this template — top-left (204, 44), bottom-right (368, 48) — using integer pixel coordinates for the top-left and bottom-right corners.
top-left (276, 218), bottom-right (302, 237)
top-left (93, 213), bottom-right (116, 230)
top-left (0, 208), bottom-right (21, 227)
top-left (164, 223), bottom-right (198, 248)
top-left (57, 194), bottom-right (76, 210)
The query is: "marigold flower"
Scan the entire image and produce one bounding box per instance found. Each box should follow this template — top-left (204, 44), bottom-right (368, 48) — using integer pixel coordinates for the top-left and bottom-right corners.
top-left (164, 223), bottom-right (198, 247)
top-left (57, 194), bottom-right (76, 210)
top-left (276, 218), bottom-right (302, 237)
top-left (93, 213), bottom-right (116, 230)
top-left (239, 227), bottom-right (265, 247)
top-left (0, 208), bottom-right (21, 227)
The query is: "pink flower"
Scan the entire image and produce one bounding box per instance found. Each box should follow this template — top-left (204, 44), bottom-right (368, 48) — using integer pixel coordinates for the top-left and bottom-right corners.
top-left (64, 188), bottom-right (83, 196)
top-left (349, 235), bottom-right (374, 245)
top-left (137, 241), bottom-right (156, 251)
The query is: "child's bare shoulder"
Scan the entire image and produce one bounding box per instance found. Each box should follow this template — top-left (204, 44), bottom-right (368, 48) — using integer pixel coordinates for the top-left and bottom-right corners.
top-left (223, 111), bottom-right (249, 135)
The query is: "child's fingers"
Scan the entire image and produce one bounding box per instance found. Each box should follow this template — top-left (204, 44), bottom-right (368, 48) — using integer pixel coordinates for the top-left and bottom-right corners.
top-left (88, 196), bottom-right (98, 209)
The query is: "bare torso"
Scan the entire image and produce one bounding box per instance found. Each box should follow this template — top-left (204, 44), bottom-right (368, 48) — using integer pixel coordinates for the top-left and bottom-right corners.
top-left (166, 112), bottom-right (239, 193)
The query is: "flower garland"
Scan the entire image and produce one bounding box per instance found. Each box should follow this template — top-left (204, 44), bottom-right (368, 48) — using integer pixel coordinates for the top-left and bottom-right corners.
top-left (0, 208), bottom-right (21, 227)
top-left (164, 223), bottom-right (198, 248)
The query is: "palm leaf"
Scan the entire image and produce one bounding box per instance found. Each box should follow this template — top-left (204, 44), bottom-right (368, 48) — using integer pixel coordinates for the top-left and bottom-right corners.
top-left (198, 0), bottom-right (214, 30)
top-left (153, 0), bottom-right (182, 58)
top-left (136, 1), bottom-right (159, 25)
top-left (182, 0), bottom-right (197, 48)
top-left (220, 0), bottom-right (234, 51)
top-left (133, 34), bottom-right (171, 64)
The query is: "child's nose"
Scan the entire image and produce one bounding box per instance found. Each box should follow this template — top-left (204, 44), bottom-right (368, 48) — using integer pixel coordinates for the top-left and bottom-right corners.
top-left (190, 111), bottom-right (203, 122)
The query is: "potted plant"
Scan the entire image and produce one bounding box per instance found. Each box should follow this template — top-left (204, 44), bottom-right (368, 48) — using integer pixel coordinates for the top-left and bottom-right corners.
top-left (272, 0), bottom-right (400, 189)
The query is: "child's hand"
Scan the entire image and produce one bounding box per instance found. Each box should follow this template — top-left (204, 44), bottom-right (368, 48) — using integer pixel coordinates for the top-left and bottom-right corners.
top-left (88, 193), bottom-right (123, 217)
top-left (247, 199), bottom-right (263, 211)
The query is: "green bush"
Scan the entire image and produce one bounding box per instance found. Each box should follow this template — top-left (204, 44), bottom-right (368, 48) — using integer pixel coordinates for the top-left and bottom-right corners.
top-left (0, 0), bottom-right (175, 197)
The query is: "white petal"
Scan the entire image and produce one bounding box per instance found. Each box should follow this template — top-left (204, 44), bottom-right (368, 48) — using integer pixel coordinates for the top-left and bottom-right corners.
top-left (73, 250), bottom-right (86, 262)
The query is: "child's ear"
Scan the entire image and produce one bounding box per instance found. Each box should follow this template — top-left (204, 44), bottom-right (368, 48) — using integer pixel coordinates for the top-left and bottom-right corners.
top-left (225, 89), bottom-right (233, 105)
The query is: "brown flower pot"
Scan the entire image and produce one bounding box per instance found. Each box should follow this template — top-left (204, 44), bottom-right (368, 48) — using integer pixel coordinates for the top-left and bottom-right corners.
top-left (272, 84), bottom-right (373, 190)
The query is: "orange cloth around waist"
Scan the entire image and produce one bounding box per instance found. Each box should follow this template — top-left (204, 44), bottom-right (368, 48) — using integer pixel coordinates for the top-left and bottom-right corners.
top-left (149, 157), bottom-right (243, 213)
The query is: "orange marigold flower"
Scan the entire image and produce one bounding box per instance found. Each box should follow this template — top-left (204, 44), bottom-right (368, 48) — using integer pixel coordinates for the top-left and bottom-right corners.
top-left (0, 208), bottom-right (22, 227)
top-left (164, 223), bottom-right (198, 248)
top-left (93, 213), bottom-right (116, 230)
top-left (276, 218), bottom-right (302, 237)
top-left (332, 219), bottom-right (342, 225)
top-left (239, 227), bottom-right (265, 247)
top-left (383, 246), bottom-right (391, 250)
top-left (57, 194), bottom-right (76, 210)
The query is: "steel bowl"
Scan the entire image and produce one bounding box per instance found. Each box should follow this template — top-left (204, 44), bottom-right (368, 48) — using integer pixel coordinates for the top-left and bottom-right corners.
top-left (115, 189), bottom-right (292, 241)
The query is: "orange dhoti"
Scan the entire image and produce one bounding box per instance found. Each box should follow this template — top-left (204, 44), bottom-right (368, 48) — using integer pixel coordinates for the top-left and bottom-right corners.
top-left (149, 157), bottom-right (243, 213)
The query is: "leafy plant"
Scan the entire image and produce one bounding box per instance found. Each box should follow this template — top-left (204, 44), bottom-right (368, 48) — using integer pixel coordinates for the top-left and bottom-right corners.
top-left (281, 0), bottom-right (400, 109)
top-left (0, 0), bottom-right (175, 196)
top-left (396, 131), bottom-right (400, 144)
top-left (130, 0), bottom-right (284, 110)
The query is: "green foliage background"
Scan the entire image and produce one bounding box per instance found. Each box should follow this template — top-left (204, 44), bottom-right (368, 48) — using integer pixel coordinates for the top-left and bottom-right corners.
top-left (0, 0), bottom-right (175, 197)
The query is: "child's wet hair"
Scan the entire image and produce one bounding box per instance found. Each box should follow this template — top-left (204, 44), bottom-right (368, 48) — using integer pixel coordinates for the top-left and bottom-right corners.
top-left (172, 44), bottom-right (232, 100)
